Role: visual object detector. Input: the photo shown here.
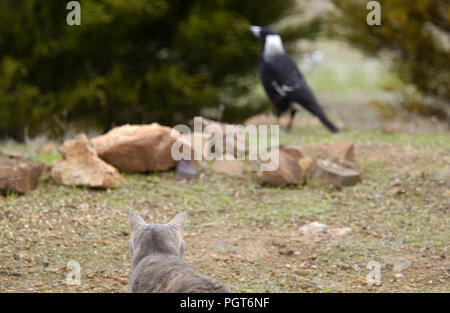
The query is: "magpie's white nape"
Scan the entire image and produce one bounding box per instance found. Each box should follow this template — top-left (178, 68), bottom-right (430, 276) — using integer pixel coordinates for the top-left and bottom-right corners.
top-left (249, 25), bottom-right (262, 38)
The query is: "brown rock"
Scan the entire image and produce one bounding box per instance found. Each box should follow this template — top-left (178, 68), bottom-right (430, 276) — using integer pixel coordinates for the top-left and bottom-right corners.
top-left (51, 134), bottom-right (122, 189)
top-left (211, 155), bottom-right (244, 177)
top-left (188, 118), bottom-right (247, 157)
top-left (306, 159), bottom-right (361, 188)
top-left (326, 141), bottom-right (354, 162)
top-left (337, 159), bottom-right (362, 174)
top-left (243, 114), bottom-right (276, 126)
top-left (175, 159), bottom-right (199, 180)
top-left (91, 124), bottom-right (179, 173)
top-left (261, 150), bottom-right (303, 187)
top-left (0, 158), bottom-right (45, 194)
top-left (280, 145), bottom-right (304, 161)
top-left (326, 142), bottom-right (361, 173)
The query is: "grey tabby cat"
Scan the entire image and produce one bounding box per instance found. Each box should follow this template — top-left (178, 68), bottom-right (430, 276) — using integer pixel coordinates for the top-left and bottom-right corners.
top-left (128, 211), bottom-right (230, 293)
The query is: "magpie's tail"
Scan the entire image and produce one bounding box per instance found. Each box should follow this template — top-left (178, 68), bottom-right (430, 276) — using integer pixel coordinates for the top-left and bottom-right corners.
top-left (301, 101), bottom-right (339, 133)
top-left (318, 114), bottom-right (339, 133)
top-left (290, 87), bottom-right (339, 133)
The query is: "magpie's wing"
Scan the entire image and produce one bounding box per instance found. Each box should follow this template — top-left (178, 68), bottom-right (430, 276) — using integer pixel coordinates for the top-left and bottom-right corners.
top-left (258, 61), bottom-right (284, 106)
top-left (264, 54), bottom-right (323, 108)
top-left (262, 54), bottom-right (308, 98)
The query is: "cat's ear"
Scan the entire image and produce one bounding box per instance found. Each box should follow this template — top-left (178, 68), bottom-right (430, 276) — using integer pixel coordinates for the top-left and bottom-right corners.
top-left (129, 212), bottom-right (145, 232)
top-left (169, 212), bottom-right (187, 239)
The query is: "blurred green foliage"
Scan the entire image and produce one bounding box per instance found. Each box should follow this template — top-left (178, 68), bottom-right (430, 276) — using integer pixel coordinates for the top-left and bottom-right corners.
top-left (0, 0), bottom-right (324, 139)
top-left (330, 0), bottom-right (449, 119)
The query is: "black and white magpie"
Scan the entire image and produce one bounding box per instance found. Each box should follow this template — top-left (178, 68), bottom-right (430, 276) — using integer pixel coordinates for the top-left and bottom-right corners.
top-left (249, 25), bottom-right (339, 133)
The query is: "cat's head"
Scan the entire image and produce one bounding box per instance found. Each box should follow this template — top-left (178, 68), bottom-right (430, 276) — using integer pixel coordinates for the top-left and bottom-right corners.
top-left (128, 212), bottom-right (186, 265)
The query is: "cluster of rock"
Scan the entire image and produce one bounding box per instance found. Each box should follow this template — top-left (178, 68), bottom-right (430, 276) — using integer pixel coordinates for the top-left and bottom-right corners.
top-left (0, 117), bottom-right (363, 194)
top-left (260, 141), bottom-right (362, 188)
top-left (51, 123), bottom-right (180, 189)
top-left (0, 123), bottom-right (180, 193)
top-left (241, 113), bottom-right (362, 188)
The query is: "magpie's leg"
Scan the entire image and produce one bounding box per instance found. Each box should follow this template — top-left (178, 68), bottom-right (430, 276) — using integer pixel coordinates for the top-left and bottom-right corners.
top-left (275, 110), bottom-right (281, 126)
top-left (286, 109), bottom-right (297, 132)
top-left (275, 98), bottom-right (288, 129)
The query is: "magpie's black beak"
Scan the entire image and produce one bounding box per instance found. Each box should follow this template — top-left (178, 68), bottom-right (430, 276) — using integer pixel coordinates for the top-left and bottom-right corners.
top-left (249, 25), bottom-right (262, 38)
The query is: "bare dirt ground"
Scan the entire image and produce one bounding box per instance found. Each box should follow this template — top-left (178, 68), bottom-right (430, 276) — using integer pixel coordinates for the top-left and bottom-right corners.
top-left (0, 99), bottom-right (449, 293)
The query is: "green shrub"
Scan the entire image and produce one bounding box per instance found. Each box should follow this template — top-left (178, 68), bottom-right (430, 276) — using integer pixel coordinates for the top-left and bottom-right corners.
top-left (330, 0), bottom-right (449, 120)
top-left (0, 0), bottom-right (323, 139)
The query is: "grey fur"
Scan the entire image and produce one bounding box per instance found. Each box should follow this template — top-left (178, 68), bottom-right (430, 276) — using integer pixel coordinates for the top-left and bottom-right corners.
top-left (128, 212), bottom-right (230, 293)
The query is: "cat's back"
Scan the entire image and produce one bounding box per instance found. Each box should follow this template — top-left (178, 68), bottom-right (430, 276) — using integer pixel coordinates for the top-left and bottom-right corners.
top-left (129, 254), bottom-right (230, 293)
